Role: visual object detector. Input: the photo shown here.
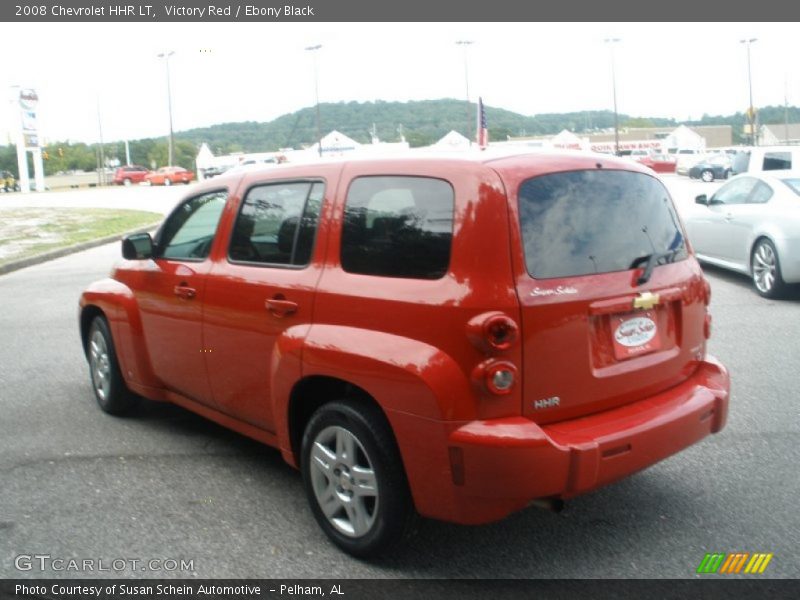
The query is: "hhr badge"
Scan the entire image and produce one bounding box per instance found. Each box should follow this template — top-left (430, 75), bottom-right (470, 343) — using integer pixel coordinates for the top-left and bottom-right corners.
top-left (533, 396), bottom-right (560, 410)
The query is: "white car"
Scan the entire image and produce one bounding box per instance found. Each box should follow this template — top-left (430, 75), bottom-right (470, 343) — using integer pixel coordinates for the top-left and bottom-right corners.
top-left (685, 172), bottom-right (800, 298)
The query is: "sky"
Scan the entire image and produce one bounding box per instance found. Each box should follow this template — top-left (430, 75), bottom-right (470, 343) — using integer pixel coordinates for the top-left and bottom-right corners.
top-left (2, 22), bottom-right (799, 145)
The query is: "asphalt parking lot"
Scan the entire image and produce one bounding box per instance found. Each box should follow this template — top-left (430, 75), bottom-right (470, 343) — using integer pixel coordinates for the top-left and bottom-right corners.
top-left (0, 178), bottom-right (798, 579)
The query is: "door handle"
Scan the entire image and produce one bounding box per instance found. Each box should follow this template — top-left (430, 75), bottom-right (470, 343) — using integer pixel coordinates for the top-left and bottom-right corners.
top-left (266, 297), bottom-right (298, 317)
top-left (174, 284), bottom-right (196, 300)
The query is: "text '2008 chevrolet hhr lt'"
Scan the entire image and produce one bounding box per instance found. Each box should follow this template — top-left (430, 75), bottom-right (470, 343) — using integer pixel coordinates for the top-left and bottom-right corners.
top-left (80, 152), bottom-right (730, 556)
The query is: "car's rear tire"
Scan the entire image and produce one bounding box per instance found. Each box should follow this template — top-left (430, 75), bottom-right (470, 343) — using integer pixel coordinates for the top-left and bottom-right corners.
top-left (751, 238), bottom-right (786, 299)
top-left (87, 316), bottom-right (138, 415)
top-left (724, 169), bottom-right (732, 179)
top-left (123, 178), bottom-right (132, 186)
top-left (164, 178), bottom-right (172, 186)
top-left (301, 400), bottom-right (414, 558)
top-left (701, 169), bottom-right (715, 182)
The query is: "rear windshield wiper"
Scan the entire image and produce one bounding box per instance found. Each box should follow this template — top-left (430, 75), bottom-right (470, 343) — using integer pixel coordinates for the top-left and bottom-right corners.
top-left (630, 249), bottom-right (680, 285)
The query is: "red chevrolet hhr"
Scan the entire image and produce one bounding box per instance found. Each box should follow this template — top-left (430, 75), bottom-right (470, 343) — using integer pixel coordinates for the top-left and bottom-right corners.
top-left (79, 152), bottom-right (730, 556)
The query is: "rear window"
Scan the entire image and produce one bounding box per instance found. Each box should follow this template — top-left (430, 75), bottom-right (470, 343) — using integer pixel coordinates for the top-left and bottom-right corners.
top-left (763, 152), bottom-right (792, 171)
top-left (518, 170), bottom-right (687, 279)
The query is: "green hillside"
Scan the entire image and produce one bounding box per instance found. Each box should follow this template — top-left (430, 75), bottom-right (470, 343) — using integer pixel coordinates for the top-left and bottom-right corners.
top-left (3, 99), bottom-right (799, 177)
top-left (177, 99), bottom-right (675, 153)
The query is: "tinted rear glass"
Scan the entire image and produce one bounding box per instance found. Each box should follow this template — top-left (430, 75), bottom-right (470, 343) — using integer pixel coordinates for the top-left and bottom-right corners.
top-left (341, 176), bottom-right (454, 279)
top-left (763, 152), bottom-right (792, 171)
top-left (518, 170), bottom-right (687, 279)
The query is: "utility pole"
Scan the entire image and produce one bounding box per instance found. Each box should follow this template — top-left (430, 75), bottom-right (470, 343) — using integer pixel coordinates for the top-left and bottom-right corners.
top-left (604, 38), bottom-right (621, 155)
top-left (456, 40), bottom-right (474, 144)
top-left (305, 44), bottom-right (323, 157)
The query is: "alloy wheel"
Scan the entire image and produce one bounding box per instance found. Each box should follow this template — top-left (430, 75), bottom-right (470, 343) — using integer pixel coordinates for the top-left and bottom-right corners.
top-left (753, 241), bottom-right (777, 294)
top-left (309, 425), bottom-right (379, 538)
top-left (89, 329), bottom-right (111, 401)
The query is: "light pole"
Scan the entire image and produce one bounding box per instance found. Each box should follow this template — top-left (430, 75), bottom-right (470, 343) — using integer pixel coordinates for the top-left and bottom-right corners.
top-left (740, 38), bottom-right (758, 146)
top-left (604, 38), bottom-right (621, 156)
top-left (157, 51), bottom-right (175, 165)
top-left (456, 40), bottom-right (474, 144)
top-left (305, 44), bottom-right (323, 157)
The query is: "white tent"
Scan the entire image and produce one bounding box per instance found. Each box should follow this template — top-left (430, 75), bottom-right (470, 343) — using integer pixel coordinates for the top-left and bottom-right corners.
top-left (431, 130), bottom-right (471, 150)
top-left (664, 125), bottom-right (706, 152)
top-left (551, 129), bottom-right (588, 151)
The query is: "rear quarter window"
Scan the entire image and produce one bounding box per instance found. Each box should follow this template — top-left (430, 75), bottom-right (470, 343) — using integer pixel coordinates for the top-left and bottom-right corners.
top-left (340, 176), bottom-right (454, 279)
top-left (518, 169), bottom-right (687, 279)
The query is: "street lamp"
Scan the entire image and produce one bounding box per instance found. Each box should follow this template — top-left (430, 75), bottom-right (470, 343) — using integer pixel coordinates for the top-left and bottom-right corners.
top-left (305, 44), bottom-right (323, 157)
top-left (157, 51), bottom-right (175, 166)
top-left (740, 38), bottom-right (758, 146)
top-left (604, 38), bottom-right (621, 156)
top-left (456, 40), bottom-right (474, 144)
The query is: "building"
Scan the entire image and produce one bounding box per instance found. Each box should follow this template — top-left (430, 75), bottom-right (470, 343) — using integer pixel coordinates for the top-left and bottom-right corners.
top-left (760, 123), bottom-right (800, 146)
top-left (505, 124), bottom-right (734, 154)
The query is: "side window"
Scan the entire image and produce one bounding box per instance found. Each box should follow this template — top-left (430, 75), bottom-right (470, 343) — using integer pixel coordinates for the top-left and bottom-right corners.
top-left (763, 152), bottom-right (791, 171)
top-left (340, 176), bottom-right (454, 279)
top-left (158, 190), bottom-right (227, 260)
top-left (712, 178), bottom-right (756, 206)
top-left (748, 181), bottom-right (773, 204)
top-left (229, 181), bottom-right (323, 266)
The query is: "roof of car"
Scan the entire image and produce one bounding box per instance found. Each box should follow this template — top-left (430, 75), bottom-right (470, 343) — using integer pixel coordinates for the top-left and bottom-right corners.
top-left (197, 149), bottom-right (651, 192)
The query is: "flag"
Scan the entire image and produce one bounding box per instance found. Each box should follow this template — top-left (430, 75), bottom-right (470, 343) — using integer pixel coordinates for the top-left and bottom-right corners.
top-left (477, 97), bottom-right (488, 150)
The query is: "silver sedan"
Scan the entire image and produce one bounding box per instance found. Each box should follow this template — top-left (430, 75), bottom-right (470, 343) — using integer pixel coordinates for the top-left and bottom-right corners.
top-left (684, 172), bottom-right (800, 298)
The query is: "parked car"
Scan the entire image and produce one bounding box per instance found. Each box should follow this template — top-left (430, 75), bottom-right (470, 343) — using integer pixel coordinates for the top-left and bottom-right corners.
top-left (674, 148), bottom-right (704, 176)
top-left (685, 172), bottom-right (800, 298)
top-left (636, 154), bottom-right (677, 173)
top-left (79, 153), bottom-right (729, 556)
top-left (145, 166), bottom-right (195, 186)
top-left (112, 165), bottom-right (151, 186)
top-left (731, 146), bottom-right (800, 176)
top-left (200, 165), bottom-right (230, 179)
top-left (688, 154), bottom-right (733, 182)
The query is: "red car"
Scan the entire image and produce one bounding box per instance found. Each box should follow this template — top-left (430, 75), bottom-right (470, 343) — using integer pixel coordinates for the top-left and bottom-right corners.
top-left (112, 165), bottom-right (151, 186)
top-left (145, 166), bottom-right (195, 186)
top-left (79, 154), bottom-right (729, 556)
top-left (636, 154), bottom-right (677, 173)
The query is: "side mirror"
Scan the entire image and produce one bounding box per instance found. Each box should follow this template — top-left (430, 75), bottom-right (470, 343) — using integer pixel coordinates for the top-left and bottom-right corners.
top-left (695, 194), bottom-right (708, 206)
top-left (122, 232), bottom-right (154, 260)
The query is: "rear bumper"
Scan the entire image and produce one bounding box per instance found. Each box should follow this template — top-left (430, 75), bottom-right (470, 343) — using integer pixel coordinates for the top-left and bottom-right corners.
top-left (396, 356), bottom-right (729, 525)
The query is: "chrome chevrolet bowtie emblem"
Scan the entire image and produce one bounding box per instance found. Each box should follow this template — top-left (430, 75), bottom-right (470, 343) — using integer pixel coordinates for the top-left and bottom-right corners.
top-left (633, 291), bottom-right (660, 310)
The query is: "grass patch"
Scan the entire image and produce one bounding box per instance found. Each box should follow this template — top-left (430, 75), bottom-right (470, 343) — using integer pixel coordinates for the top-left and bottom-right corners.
top-left (0, 207), bottom-right (161, 265)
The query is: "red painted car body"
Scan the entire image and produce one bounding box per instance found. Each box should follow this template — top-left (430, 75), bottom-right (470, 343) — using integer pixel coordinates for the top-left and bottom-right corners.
top-left (112, 165), bottom-right (151, 186)
top-left (145, 166), bottom-right (195, 185)
top-left (637, 154), bottom-right (678, 173)
top-left (80, 153), bottom-right (729, 537)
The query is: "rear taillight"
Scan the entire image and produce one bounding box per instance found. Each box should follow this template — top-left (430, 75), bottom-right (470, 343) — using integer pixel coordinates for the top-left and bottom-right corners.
top-left (467, 311), bottom-right (519, 353)
top-left (472, 359), bottom-right (518, 395)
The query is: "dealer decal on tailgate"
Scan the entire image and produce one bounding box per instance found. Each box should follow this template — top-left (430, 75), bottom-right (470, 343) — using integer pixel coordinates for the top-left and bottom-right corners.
top-left (612, 311), bottom-right (662, 359)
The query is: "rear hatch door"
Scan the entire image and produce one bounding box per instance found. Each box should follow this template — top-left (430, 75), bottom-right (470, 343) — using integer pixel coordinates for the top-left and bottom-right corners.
top-left (506, 167), bottom-right (707, 424)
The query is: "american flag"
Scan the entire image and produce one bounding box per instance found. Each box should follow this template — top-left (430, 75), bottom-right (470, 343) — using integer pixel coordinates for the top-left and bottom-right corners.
top-left (477, 97), bottom-right (488, 149)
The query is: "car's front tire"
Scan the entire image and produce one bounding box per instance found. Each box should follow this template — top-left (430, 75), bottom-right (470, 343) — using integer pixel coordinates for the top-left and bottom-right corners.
top-left (87, 316), bottom-right (138, 415)
top-left (301, 400), bottom-right (414, 558)
top-left (751, 238), bottom-right (786, 299)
